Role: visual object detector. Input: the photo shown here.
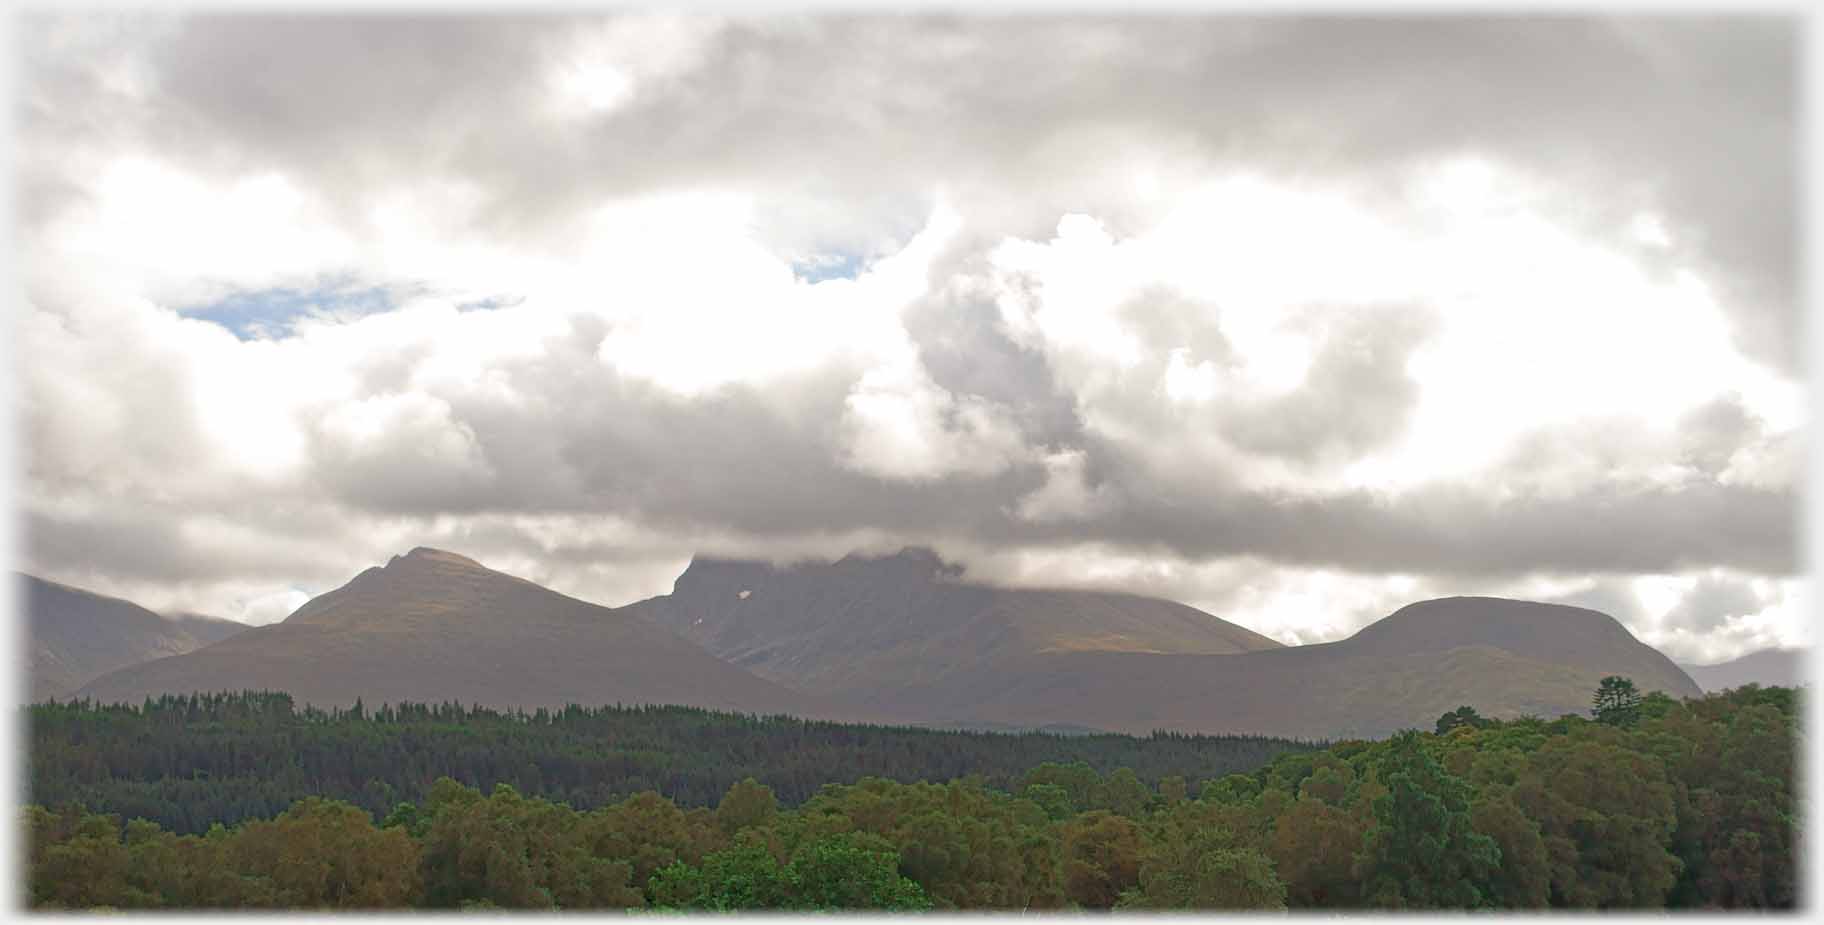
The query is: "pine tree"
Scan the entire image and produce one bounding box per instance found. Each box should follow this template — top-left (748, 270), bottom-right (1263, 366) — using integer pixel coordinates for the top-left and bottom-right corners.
top-left (1591, 676), bottom-right (1643, 727)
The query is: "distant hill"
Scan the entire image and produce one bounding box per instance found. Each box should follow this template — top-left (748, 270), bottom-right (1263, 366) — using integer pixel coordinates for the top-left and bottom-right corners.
top-left (1679, 647), bottom-right (1808, 692)
top-left (850, 596), bottom-right (1705, 739)
top-left (21, 574), bottom-right (247, 701)
top-left (74, 548), bottom-right (822, 717)
top-left (629, 548), bottom-right (1282, 696)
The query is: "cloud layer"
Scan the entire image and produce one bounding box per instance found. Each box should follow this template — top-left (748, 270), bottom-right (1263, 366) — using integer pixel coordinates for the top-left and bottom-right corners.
top-left (17, 13), bottom-right (1803, 661)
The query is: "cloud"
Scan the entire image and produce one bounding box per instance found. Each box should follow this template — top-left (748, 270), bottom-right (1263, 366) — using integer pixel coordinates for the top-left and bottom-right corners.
top-left (1012, 450), bottom-right (1114, 524)
top-left (1545, 571), bottom-right (1807, 664)
top-left (839, 360), bottom-right (1032, 482)
top-left (13, 14), bottom-right (1802, 656)
top-left (1659, 574), bottom-right (1769, 634)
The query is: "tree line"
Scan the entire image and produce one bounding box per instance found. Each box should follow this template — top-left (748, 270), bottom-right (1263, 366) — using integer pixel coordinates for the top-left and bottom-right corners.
top-left (24, 682), bottom-right (1799, 910)
top-left (28, 693), bottom-right (1310, 835)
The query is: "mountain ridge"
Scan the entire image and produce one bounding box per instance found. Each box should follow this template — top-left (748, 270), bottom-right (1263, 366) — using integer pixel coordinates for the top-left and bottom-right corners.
top-left (1678, 646), bottom-right (1808, 692)
top-left (629, 546), bottom-right (1284, 695)
top-left (72, 549), bottom-right (828, 718)
top-left (21, 573), bottom-right (248, 701)
top-left (869, 595), bottom-right (1702, 738)
top-left (65, 548), bottom-right (1705, 739)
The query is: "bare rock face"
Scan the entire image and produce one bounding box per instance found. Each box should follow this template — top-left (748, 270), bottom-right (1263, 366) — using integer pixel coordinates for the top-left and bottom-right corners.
top-left (75, 548), bottom-right (822, 718)
top-left (21, 574), bottom-right (246, 701)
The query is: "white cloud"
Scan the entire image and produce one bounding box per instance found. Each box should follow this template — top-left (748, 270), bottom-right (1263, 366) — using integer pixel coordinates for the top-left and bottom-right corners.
top-left (544, 15), bottom-right (721, 118)
top-left (237, 588), bottom-right (311, 626)
top-left (839, 357), bottom-right (1030, 482)
top-left (45, 158), bottom-right (356, 304)
top-left (14, 15), bottom-right (1799, 659)
top-left (1012, 450), bottom-right (1113, 524)
top-left (979, 163), bottom-right (1800, 500)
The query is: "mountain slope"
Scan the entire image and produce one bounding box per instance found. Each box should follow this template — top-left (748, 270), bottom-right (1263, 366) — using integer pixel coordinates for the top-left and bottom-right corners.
top-left (75, 549), bottom-right (822, 717)
top-left (65, 553), bottom-right (1708, 740)
top-left (856, 597), bottom-right (1705, 739)
top-left (21, 574), bottom-right (247, 701)
top-left (1679, 647), bottom-right (1809, 692)
top-left (628, 548), bottom-right (1283, 695)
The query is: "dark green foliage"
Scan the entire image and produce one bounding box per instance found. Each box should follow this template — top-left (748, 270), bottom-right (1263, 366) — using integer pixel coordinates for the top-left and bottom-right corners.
top-left (797, 776), bottom-right (1068, 909)
top-left (1199, 772), bottom-right (1262, 804)
top-left (1119, 818), bottom-right (1286, 909)
top-left (648, 839), bottom-right (791, 910)
top-left (28, 692), bottom-right (1312, 833)
top-left (22, 685), bottom-right (1799, 911)
top-left (648, 832), bottom-right (930, 911)
top-left (786, 832), bottom-right (933, 910)
top-left (714, 777), bottom-right (778, 835)
top-left (1435, 705), bottom-right (1488, 734)
top-left (1592, 675), bottom-right (1644, 727)
top-left (417, 782), bottom-right (643, 909)
top-left (1354, 731), bottom-right (1502, 908)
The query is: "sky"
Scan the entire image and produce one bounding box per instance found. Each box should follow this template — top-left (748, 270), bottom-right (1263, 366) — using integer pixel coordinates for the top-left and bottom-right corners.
top-left (13, 12), bottom-right (1806, 664)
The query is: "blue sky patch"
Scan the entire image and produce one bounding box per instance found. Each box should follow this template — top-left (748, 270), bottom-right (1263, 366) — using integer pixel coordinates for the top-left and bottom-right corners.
top-left (791, 252), bottom-right (869, 283)
top-left (181, 280), bottom-right (412, 340)
top-left (455, 294), bottom-right (526, 313)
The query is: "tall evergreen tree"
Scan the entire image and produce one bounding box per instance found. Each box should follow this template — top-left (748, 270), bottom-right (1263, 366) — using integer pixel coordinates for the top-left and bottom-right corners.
top-left (1592, 676), bottom-right (1643, 727)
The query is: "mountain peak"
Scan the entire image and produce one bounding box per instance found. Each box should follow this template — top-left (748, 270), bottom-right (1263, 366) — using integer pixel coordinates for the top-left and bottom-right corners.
top-left (284, 548), bottom-right (513, 626)
top-left (71, 551), bottom-right (818, 717)
top-left (839, 546), bottom-right (942, 565)
top-left (390, 547), bottom-right (485, 569)
top-left (673, 546), bottom-right (965, 596)
top-left (834, 546), bottom-right (965, 580)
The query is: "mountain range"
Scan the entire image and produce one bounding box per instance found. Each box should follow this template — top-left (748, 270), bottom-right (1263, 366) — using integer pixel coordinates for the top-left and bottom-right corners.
top-left (1679, 647), bottom-right (1809, 692)
top-left (858, 596), bottom-right (1700, 739)
top-left (21, 574), bottom-right (247, 701)
top-left (30, 547), bottom-right (1723, 738)
top-left (628, 549), bottom-right (1282, 697)
top-left (70, 549), bottom-right (820, 718)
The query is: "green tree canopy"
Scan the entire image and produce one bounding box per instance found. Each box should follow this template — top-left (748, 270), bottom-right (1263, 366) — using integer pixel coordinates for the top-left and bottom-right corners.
top-left (1355, 731), bottom-right (1502, 908)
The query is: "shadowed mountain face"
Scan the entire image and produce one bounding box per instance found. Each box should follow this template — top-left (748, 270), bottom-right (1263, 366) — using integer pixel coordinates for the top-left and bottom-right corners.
top-left (1680, 647), bottom-right (1809, 692)
top-left (627, 548), bottom-right (1284, 694)
top-left (21, 574), bottom-right (247, 702)
top-left (74, 549), bottom-right (822, 717)
top-left (879, 596), bottom-right (1705, 739)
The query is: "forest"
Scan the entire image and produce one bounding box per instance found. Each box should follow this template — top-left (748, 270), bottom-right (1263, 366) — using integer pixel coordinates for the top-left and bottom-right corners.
top-left (23, 682), bottom-right (1799, 910)
top-left (27, 694), bottom-right (1309, 833)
